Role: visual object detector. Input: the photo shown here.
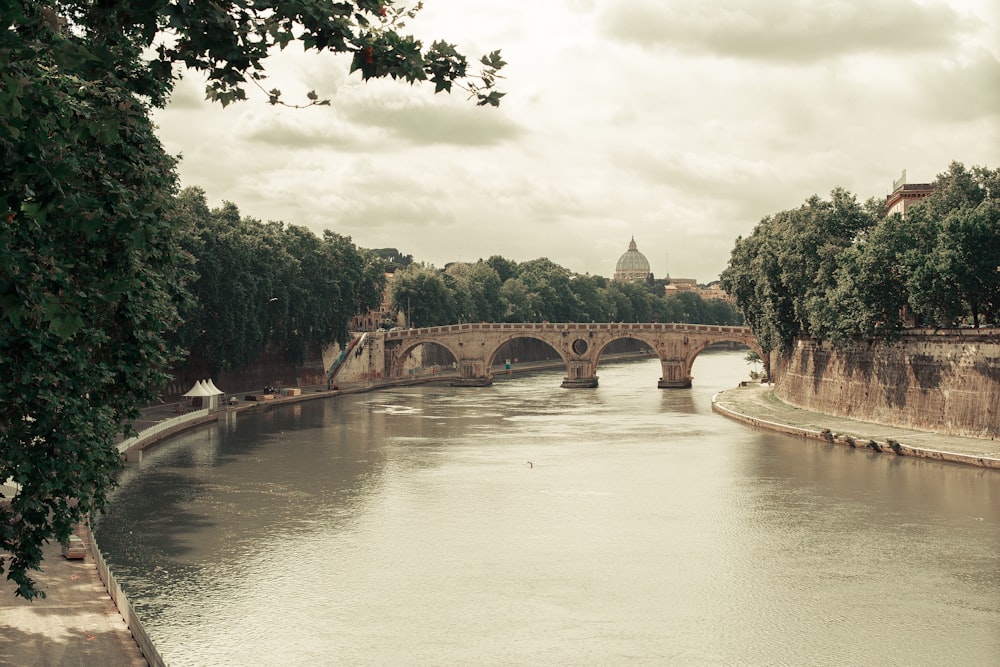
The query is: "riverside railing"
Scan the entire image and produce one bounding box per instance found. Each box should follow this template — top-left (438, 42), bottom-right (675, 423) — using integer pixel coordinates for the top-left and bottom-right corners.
top-left (116, 409), bottom-right (210, 454)
top-left (87, 523), bottom-right (168, 667)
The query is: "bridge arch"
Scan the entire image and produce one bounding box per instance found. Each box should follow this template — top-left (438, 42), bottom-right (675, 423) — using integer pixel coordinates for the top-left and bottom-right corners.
top-left (388, 339), bottom-right (461, 379)
top-left (683, 338), bottom-right (764, 371)
top-left (593, 334), bottom-right (659, 364)
top-left (484, 336), bottom-right (568, 373)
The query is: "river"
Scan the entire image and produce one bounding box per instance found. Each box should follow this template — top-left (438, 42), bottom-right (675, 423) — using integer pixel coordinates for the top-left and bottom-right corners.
top-left (96, 350), bottom-right (1000, 666)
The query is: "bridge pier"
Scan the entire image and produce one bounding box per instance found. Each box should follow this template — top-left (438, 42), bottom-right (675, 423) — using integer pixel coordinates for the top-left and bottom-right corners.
top-left (451, 359), bottom-right (492, 387)
top-left (657, 359), bottom-right (692, 389)
top-left (561, 360), bottom-right (598, 388)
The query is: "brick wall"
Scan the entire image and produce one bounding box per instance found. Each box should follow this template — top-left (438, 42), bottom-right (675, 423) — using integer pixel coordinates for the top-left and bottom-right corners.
top-left (773, 330), bottom-right (1000, 439)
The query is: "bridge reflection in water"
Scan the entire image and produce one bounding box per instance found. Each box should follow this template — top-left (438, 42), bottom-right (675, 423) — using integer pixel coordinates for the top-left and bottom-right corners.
top-left (382, 322), bottom-right (760, 389)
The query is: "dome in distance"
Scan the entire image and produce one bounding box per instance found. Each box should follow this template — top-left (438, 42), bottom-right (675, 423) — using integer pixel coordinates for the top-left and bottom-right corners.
top-left (614, 237), bottom-right (650, 282)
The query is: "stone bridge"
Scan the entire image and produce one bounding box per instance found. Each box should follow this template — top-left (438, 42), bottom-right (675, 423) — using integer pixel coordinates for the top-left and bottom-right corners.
top-left (382, 322), bottom-right (760, 388)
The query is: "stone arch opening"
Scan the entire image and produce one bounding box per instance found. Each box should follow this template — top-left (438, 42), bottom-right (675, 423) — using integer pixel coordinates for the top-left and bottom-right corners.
top-left (592, 336), bottom-right (660, 385)
top-left (389, 341), bottom-right (459, 380)
top-left (486, 336), bottom-right (566, 373)
top-left (684, 340), bottom-right (761, 372)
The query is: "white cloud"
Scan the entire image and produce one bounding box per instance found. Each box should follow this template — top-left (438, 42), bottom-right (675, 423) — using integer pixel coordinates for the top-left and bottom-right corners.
top-left (600, 0), bottom-right (971, 62)
top-left (154, 0), bottom-right (1000, 283)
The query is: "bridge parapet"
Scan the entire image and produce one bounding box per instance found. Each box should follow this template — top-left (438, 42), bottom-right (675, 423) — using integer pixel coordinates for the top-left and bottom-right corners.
top-left (384, 322), bottom-right (751, 337)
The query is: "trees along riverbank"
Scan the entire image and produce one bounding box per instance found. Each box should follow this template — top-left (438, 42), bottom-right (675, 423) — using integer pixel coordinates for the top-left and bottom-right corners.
top-left (168, 188), bottom-right (385, 371)
top-left (720, 161), bottom-right (1000, 356)
top-left (720, 162), bottom-right (1000, 436)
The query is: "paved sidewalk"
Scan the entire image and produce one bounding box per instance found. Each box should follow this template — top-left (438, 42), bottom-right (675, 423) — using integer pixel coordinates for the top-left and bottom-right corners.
top-left (713, 382), bottom-right (1000, 467)
top-left (0, 530), bottom-right (147, 667)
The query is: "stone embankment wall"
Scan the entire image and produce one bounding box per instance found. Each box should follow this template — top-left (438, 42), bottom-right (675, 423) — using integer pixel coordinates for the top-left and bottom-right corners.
top-left (773, 330), bottom-right (1000, 439)
top-left (163, 345), bottom-right (328, 400)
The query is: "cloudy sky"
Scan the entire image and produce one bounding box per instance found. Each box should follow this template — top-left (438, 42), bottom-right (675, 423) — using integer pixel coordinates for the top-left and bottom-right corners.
top-left (152, 0), bottom-right (1000, 283)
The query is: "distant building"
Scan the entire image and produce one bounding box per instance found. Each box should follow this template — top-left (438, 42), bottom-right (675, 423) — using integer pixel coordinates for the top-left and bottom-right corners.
top-left (663, 278), bottom-right (734, 301)
top-left (663, 278), bottom-right (698, 292)
top-left (614, 237), bottom-right (652, 283)
top-left (886, 171), bottom-right (933, 218)
top-left (350, 272), bottom-right (400, 332)
top-left (699, 282), bottom-right (732, 302)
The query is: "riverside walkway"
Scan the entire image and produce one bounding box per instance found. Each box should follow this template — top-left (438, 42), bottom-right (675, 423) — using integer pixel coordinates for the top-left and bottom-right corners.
top-left (0, 530), bottom-right (146, 666)
top-left (713, 382), bottom-right (1000, 468)
top-left (3, 380), bottom-right (998, 666)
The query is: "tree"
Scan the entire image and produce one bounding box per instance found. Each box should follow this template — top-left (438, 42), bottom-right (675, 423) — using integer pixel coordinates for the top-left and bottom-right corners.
top-left (516, 258), bottom-right (582, 322)
top-left (720, 218), bottom-right (801, 354)
top-left (372, 248), bottom-right (414, 273)
top-left (904, 163), bottom-right (1000, 327)
top-left (604, 282), bottom-right (635, 322)
top-left (934, 205), bottom-right (1000, 326)
top-left (702, 297), bottom-right (743, 326)
top-left (569, 274), bottom-right (610, 322)
top-left (769, 189), bottom-right (872, 337)
top-left (485, 255), bottom-right (519, 283)
top-left (153, 192), bottom-right (387, 369)
top-left (721, 162), bottom-right (998, 349)
top-left (1, 1), bottom-right (503, 599)
top-left (0, 58), bottom-right (192, 599)
top-left (720, 189), bottom-right (873, 352)
top-left (450, 261), bottom-right (504, 322)
top-left (390, 264), bottom-right (456, 327)
top-left (499, 277), bottom-right (537, 322)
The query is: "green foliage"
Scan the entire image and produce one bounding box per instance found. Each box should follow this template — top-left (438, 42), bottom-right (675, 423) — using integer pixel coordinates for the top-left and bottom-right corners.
top-left (388, 256), bottom-right (742, 328)
top-left (720, 222), bottom-right (799, 353)
top-left (1, 0), bottom-right (504, 110)
top-left (517, 258), bottom-right (580, 322)
top-left (721, 162), bottom-right (1000, 351)
top-left (1, 0), bottom-right (502, 599)
top-left (485, 255), bottom-right (519, 283)
top-left (0, 41), bottom-right (190, 598)
top-left (390, 264), bottom-right (456, 327)
top-left (903, 163), bottom-right (1000, 327)
top-left (445, 261), bottom-right (504, 322)
top-left (172, 190), bottom-right (385, 369)
top-left (372, 247), bottom-right (414, 272)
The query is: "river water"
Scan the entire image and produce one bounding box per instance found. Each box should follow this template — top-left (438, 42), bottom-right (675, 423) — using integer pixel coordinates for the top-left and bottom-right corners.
top-left (96, 351), bottom-right (1000, 666)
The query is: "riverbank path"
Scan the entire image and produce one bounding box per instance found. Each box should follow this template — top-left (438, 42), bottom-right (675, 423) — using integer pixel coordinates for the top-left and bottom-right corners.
top-left (0, 532), bottom-right (147, 666)
top-left (714, 382), bottom-right (1000, 466)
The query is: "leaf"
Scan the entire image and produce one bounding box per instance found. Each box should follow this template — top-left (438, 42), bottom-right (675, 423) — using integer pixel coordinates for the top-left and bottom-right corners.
top-left (48, 313), bottom-right (84, 339)
top-left (481, 50), bottom-right (506, 70)
top-left (478, 91), bottom-right (506, 107)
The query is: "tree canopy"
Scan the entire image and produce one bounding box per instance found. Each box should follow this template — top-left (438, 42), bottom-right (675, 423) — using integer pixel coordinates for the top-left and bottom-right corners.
top-left (172, 188), bottom-right (384, 370)
top-left (720, 162), bottom-right (1000, 353)
top-left (389, 258), bottom-right (742, 328)
top-left (1, 1), bottom-right (503, 599)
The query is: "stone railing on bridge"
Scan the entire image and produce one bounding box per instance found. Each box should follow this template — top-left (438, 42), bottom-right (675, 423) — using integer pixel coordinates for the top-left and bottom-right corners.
top-left (383, 322), bottom-right (759, 388)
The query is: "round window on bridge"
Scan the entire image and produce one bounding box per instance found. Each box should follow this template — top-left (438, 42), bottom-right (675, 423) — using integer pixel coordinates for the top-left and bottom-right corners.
top-left (572, 338), bottom-right (589, 355)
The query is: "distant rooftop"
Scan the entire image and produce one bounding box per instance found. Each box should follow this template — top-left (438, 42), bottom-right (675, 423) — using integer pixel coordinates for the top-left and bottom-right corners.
top-left (885, 180), bottom-right (934, 218)
top-left (890, 182), bottom-right (934, 194)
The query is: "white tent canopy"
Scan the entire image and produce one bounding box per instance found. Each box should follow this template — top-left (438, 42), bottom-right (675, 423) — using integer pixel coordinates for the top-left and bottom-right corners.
top-left (182, 379), bottom-right (223, 397)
